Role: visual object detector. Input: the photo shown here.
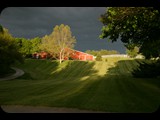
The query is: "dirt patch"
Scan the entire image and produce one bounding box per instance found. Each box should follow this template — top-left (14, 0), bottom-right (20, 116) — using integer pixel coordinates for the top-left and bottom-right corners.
top-left (1, 105), bottom-right (106, 113)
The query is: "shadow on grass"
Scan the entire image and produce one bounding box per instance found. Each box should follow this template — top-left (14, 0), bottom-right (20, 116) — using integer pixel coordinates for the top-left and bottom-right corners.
top-left (50, 61), bottom-right (98, 81)
top-left (8, 60), bottom-right (101, 108)
top-left (14, 59), bottom-right (98, 81)
top-left (100, 59), bottom-right (160, 112)
top-left (106, 59), bottom-right (140, 77)
top-left (17, 72), bottom-right (33, 80)
top-left (15, 59), bottom-right (59, 80)
top-left (60, 59), bottom-right (160, 112)
top-left (2, 59), bottom-right (160, 112)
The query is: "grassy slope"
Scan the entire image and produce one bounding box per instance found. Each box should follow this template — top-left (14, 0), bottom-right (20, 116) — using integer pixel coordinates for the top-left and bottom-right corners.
top-left (0, 58), bottom-right (160, 112)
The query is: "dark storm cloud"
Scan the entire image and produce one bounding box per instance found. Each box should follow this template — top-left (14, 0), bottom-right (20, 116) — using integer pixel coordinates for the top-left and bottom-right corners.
top-left (0, 7), bottom-right (126, 53)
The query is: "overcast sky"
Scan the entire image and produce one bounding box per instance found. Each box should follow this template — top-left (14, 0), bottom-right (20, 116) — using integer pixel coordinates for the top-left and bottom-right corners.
top-left (0, 7), bottom-right (126, 53)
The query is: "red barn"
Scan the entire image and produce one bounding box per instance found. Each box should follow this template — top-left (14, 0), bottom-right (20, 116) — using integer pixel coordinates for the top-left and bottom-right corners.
top-left (69, 49), bottom-right (95, 61)
top-left (32, 49), bottom-right (95, 61)
top-left (32, 51), bottom-right (49, 59)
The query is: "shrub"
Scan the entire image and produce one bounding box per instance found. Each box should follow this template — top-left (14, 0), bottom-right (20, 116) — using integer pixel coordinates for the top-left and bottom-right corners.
top-left (96, 54), bottom-right (102, 61)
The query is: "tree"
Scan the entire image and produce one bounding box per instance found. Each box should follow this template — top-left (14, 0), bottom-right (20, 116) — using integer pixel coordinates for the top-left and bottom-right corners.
top-left (0, 25), bottom-right (3, 33)
top-left (41, 24), bottom-right (76, 64)
top-left (15, 38), bottom-right (32, 57)
top-left (15, 37), bottom-right (41, 58)
top-left (99, 7), bottom-right (160, 59)
top-left (126, 46), bottom-right (139, 58)
top-left (30, 37), bottom-right (41, 53)
top-left (0, 26), bottom-right (23, 76)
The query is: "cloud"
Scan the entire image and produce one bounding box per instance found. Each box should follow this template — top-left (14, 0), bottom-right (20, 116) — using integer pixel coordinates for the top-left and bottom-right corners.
top-left (0, 7), bottom-right (126, 53)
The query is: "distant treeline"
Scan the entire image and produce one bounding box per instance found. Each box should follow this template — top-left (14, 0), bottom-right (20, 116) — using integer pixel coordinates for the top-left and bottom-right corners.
top-left (85, 49), bottom-right (119, 56)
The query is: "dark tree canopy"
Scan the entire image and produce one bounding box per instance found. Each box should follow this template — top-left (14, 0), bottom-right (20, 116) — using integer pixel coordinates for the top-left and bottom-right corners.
top-left (0, 25), bottom-right (3, 33)
top-left (100, 7), bottom-right (160, 59)
top-left (0, 25), bottom-right (24, 75)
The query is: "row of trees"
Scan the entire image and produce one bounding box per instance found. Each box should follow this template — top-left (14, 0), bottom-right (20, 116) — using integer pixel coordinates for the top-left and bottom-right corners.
top-left (15, 37), bottom-right (41, 58)
top-left (86, 47), bottom-right (140, 58)
top-left (0, 24), bottom-right (76, 76)
top-left (16, 24), bottom-right (76, 64)
top-left (85, 49), bottom-right (119, 56)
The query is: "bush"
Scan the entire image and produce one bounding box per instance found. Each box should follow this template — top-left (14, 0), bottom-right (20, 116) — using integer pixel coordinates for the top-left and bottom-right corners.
top-left (96, 54), bottom-right (102, 61)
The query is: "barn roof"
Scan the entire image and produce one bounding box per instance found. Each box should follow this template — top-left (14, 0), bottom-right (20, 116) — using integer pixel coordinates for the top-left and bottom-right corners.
top-left (69, 48), bottom-right (95, 57)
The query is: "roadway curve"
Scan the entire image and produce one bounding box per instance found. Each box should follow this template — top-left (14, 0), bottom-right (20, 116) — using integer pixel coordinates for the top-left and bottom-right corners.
top-left (0, 67), bottom-right (24, 81)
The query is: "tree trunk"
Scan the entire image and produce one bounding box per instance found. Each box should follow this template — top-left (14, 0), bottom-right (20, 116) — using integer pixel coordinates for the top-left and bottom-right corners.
top-left (59, 49), bottom-right (64, 64)
top-left (59, 51), bottom-right (62, 64)
top-left (60, 58), bottom-right (62, 64)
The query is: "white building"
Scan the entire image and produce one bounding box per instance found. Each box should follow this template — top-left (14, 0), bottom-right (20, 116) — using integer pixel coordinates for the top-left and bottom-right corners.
top-left (101, 54), bottom-right (129, 58)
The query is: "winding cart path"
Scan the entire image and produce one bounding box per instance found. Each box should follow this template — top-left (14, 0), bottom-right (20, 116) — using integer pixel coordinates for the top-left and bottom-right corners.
top-left (0, 67), bottom-right (24, 81)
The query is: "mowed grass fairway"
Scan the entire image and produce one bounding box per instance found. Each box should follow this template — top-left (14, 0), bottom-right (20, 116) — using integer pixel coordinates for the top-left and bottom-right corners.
top-left (0, 58), bottom-right (160, 112)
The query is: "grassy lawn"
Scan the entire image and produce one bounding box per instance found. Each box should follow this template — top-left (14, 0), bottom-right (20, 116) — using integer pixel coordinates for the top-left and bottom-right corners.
top-left (0, 58), bottom-right (160, 112)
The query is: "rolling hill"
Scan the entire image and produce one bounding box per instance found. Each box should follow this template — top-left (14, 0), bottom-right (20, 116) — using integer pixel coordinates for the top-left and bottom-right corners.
top-left (0, 58), bottom-right (160, 112)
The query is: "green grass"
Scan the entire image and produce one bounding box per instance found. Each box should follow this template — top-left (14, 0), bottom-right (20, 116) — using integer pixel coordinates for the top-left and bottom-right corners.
top-left (0, 58), bottom-right (160, 112)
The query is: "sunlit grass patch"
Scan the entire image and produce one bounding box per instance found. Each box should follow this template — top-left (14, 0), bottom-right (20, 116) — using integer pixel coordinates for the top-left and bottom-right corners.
top-left (0, 58), bottom-right (160, 112)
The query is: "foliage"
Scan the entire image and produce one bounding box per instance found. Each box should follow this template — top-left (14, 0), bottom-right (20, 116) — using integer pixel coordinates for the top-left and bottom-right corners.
top-left (99, 7), bottom-right (160, 59)
top-left (132, 60), bottom-right (160, 78)
top-left (30, 37), bottom-right (41, 53)
top-left (85, 49), bottom-right (119, 56)
top-left (0, 25), bottom-right (4, 33)
top-left (20, 38), bottom-right (32, 57)
top-left (15, 37), bottom-right (41, 58)
top-left (41, 24), bottom-right (76, 64)
top-left (126, 46), bottom-right (139, 58)
top-left (95, 54), bottom-right (102, 61)
top-left (0, 26), bottom-right (23, 75)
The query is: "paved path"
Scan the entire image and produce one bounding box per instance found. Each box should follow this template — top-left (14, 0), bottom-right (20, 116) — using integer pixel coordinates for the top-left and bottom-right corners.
top-left (1, 105), bottom-right (106, 113)
top-left (0, 67), bottom-right (24, 81)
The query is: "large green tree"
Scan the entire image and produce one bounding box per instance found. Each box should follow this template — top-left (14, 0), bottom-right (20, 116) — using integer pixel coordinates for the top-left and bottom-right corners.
top-left (15, 38), bottom-right (32, 57)
top-left (30, 37), bottom-right (41, 54)
top-left (0, 26), bottom-right (23, 76)
top-left (15, 37), bottom-right (41, 57)
top-left (99, 7), bottom-right (160, 59)
top-left (41, 24), bottom-right (76, 64)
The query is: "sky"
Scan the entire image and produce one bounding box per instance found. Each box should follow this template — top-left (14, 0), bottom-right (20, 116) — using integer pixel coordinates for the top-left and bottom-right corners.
top-left (0, 7), bottom-right (126, 53)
